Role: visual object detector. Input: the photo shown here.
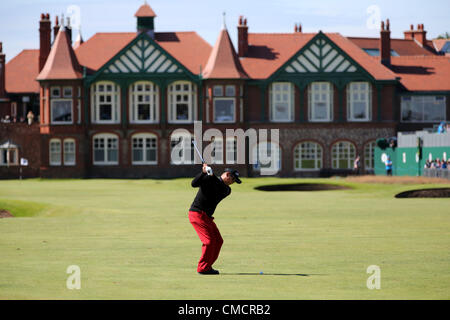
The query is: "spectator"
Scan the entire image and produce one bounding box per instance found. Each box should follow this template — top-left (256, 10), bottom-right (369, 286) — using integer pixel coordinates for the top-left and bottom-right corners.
top-left (353, 155), bottom-right (361, 175)
top-left (434, 158), bottom-right (442, 169)
top-left (437, 122), bottom-right (446, 133)
top-left (442, 160), bottom-right (447, 169)
top-left (424, 159), bottom-right (432, 169)
top-left (4, 115), bottom-right (11, 123)
top-left (385, 156), bottom-right (393, 176)
top-left (27, 111), bottom-right (34, 125)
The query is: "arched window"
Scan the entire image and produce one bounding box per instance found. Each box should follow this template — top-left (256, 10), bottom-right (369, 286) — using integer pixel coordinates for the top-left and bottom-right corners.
top-left (347, 82), bottom-right (372, 121)
top-left (63, 138), bottom-right (76, 166)
top-left (132, 133), bottom-right (158, 165)
top-left (364, 141), bottom-right (376, 171)
top-left (129, 81), bottom-right (159, 123)
top-left (168, 81), bottom-right (197, 123)
top-left (91, 81), bottom-right (120, 123)
top-left (251, 142), bottom-right (281, 175)
top-left (308, 81), bottom-right (333, 122)
top-left (269, 82), bottom-right (294, 122)
top-left (294, 141), bottom-right (323, 170)
top-left (170, 131), bottom-right (194, 164)
top-left (93, 133), bottom-right (119, 165)
top-left (49, 138), bottom-right (62, 166)
top-left (331, 141), bottom-right (356, 169)
top-left (0, 141), bottom-right (19, 166)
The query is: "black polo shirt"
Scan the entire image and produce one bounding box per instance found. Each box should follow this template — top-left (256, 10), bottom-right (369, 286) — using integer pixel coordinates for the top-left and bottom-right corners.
top-left (189, 172), bottom-right (231, 217)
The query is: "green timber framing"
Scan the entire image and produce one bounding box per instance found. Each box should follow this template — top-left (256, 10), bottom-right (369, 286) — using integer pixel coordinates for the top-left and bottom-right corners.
top-left (247, 32), bottom-right (399, 123)
top-left (83, 31), bottom-right (203, 127)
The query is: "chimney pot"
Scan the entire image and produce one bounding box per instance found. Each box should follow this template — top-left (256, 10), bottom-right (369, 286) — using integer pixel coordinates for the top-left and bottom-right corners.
top-left (0, 42), bottom-right (2, 53)
top-left (386, 19), bottom-right (390, 31)
top-left (41, 13), bottom-right (45, 20)
top-left (299, 23), bottom-right (302, 32)
top-left (381, 20), bottom-right (385, 31)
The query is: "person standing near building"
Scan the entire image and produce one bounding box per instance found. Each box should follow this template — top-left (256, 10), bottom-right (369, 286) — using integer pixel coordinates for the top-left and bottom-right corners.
top-left (353, 155), bottom-right (361, 175)
top-left (27, 111), bottom-right (34, 125)
top-left (188, 163), bottom-right (241, 275)
top-left (385, 156), bottom-right (393, 176)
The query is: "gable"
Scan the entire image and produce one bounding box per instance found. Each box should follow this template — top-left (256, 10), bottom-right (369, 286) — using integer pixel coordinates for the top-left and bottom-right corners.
top-left (99, 33), bottom-right (186, 75)
top-left (284, 36), bottom-right (358, 74)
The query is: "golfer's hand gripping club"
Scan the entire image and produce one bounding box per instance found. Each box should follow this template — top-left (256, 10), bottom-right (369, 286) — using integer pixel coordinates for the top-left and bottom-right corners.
top-left (192, 141), bottom-right (213, 176)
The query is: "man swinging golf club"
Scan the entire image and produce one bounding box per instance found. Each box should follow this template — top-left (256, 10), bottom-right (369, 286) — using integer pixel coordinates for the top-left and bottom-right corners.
top-left (189, 141), bottom-right (241, 275)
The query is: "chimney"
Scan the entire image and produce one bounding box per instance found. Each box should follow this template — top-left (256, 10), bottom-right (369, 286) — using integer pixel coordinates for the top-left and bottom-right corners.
top-left (238, 16), bottom-right (248, 57)
top-left (404, 24), bottom-right (414, 40)
top-left (66, 17), bottom-right (72, 44)
top-left (53, 15), bottom-right (60, 40)
top-left (404, 23), bottom-right (427, 46)
top-left (379, 19), bottom-right (391, 67)
top-left (294, 24), bottom-right (298, 33)
top-left (415, 23), bottom-right (427, 46)
top-left (39, 13), bottom-right (51, 72)
top-left (0, 42), bottom-right (6, 98)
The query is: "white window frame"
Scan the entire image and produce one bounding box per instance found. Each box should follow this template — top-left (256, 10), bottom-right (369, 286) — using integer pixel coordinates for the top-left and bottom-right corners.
top-left (225, 85), bottom-right (236, 97)
top-left (63, 86), bottom-right (73, 98)
top-left (251, 142), bottom-right (282, 172)
top-left (51, 86), bottom-right (61, 98)
top-left (294, 141), bottom-right (323, 171)
top-left (308, 82), bottom-right (333, 122)
top-left (168, 81), bottom-right (197, 124)
top-left (213, 97), bottom-right (236, 123)
top-left (331, 141), bottom-right (356, 169)
top-left (401, 95), bottom-right (447, 123)
top-left (91, 81), bottom-right (121, 124)
top-left (129, 81), bottom-right (159, 124)
top-left (0, 147), bottom-right (19, 166)
top-left (170, 132), bottom-right (195, 165)
top-left (347, 82), bottom-right (372, 122)
top-left (51, 99), bottom-right (73, 124)
top-left (226, 137), bottom-right (238, 164)
top-left (364, 141), bottom-right (376, 171)
top-left (49, 139), bottom-right (62, 166)
top-left (93, 133), bottom-right (119, 165)
top-left (269, 82), bottom-right (294, 122)
top-left (63, 138), bottom-right (76, 166)
top-left (131, 133), bottom-right (158, 165)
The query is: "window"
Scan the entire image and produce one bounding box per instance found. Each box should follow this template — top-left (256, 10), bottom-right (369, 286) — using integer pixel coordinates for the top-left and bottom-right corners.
top-left (93, 134), bottom-right (119, 165)
top-left (0, 141), bottom-right (19, 166)
top-left (213, 86), bottom-right (223, 97)
top-left (170, 132), bottom-right (195, 164)
top-left (225, 85), bottom-right (236, 97)
top-left (362, 48), bottom-right (399, 56)
top-left (91, 82), bottom-right (120, 123)
top-left (251, 142), bottom-right (281, 173)
top-left (129, 81), bottom-right (159, 123)
top-left (214, 98), bottom-right (235, 123)
top-left (63, 87), bottom-right (73, 98)
top-left (226, 137), bottom-right (238, 164)
top-left (49, 139), bottom-right (61, 166)
top-left (331, 141), bottom-right (356, 169)
top-left (269, 82), bottom-right (294, 122)
top-left (294, 141), bottom-right (323, 170)
top-left (347, 82), bottom-right (371, 121)
top-left (364, 141), bottom-right (376, 171)
top-left (132, 133), bottom-right (158, 165)
top-left (210, 138), bottom-right (223, 164)
top-left (309, 82), bottom-right (333, 121)
top-left (168, 81), bottom-right (196, 123)
top-left (51, 99), bottom-right (73, 124)
top-left (401, 96), bottom-right (446, 122)
top-left (63, 139), bottom-right (76, 166)
top-left (51, 87), bottom-right (61, 98)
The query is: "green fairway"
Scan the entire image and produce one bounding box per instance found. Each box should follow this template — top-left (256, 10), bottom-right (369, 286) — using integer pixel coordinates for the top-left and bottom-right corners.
top-left (0, 177), bottom-right (449, 299)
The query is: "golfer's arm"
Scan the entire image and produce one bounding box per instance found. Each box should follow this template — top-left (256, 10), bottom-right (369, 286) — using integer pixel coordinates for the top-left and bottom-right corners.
top-left (191, 172), bottom-right (207, 187)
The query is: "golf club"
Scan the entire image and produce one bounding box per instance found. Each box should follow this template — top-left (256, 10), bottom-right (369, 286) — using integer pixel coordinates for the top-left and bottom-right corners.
top-left (192, 140), bottom-right (213, 175)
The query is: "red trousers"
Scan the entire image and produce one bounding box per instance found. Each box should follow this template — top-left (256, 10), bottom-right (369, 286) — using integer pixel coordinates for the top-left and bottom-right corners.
top-left (189, 210), bottom-right (223, 272)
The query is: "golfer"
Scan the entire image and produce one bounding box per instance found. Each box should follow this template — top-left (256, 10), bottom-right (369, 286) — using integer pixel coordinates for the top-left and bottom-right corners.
top-left (189, 163), bottom-right (241, 275)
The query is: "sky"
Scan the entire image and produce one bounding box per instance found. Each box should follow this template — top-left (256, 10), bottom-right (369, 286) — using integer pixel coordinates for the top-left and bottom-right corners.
top-left (0, 0), bottom-right (449, 62)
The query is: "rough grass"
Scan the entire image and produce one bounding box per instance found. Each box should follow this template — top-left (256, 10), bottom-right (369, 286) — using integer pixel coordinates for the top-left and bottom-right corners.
top-left (0, 177), bottom-right (449, 300)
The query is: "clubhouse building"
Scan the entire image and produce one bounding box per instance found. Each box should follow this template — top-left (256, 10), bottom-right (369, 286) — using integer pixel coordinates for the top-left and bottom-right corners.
top-left (1, 3), bottom-right (449, 178)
